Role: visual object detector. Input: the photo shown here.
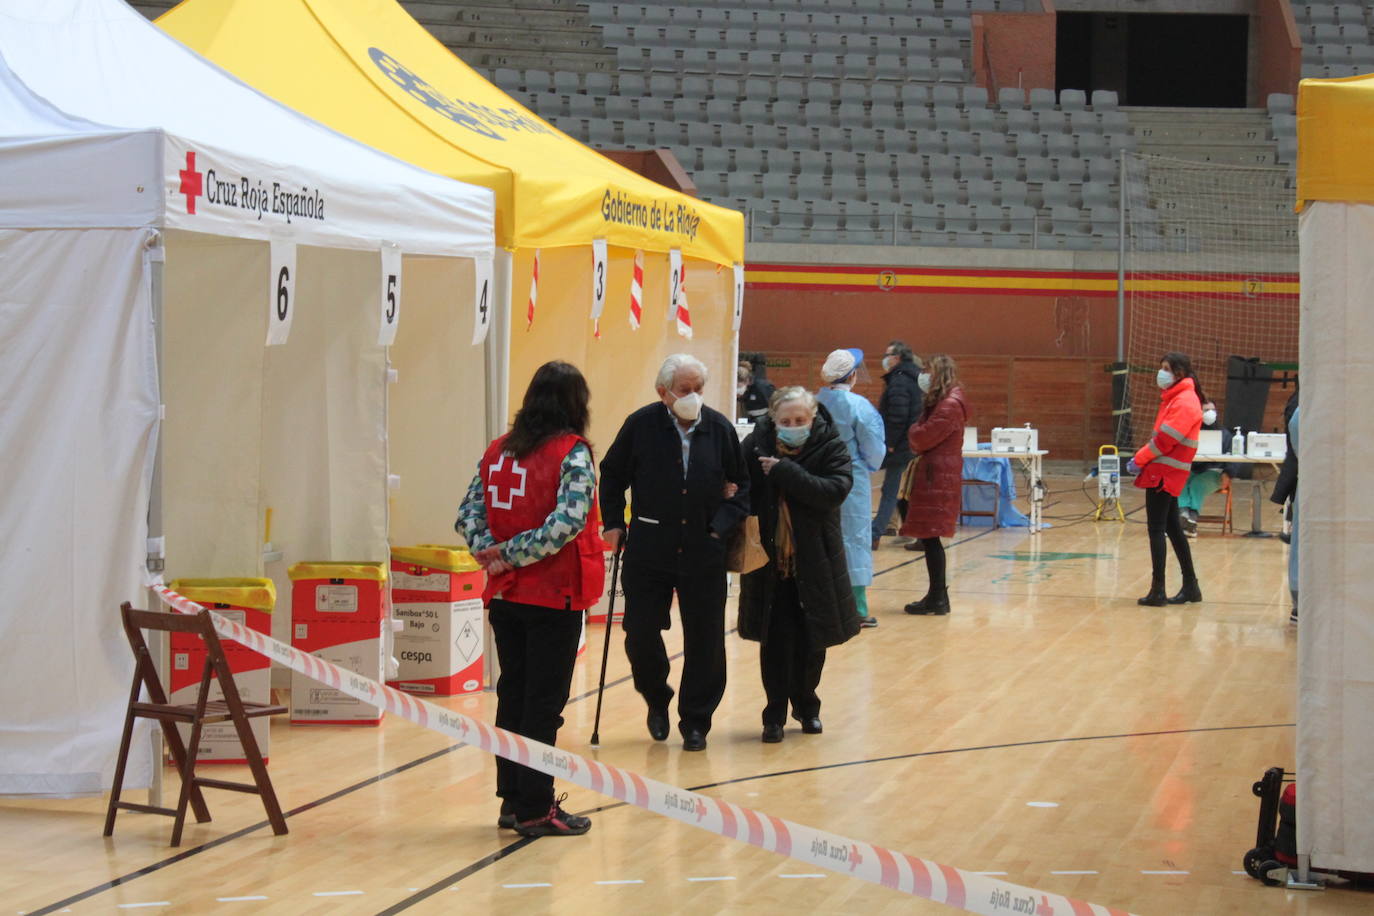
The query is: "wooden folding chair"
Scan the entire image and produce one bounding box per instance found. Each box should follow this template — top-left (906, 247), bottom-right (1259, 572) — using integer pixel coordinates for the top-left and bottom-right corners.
top-left (1197, 472), bottom-right (1235, 535)
top-left (104, 602), bottom-right (288, 846)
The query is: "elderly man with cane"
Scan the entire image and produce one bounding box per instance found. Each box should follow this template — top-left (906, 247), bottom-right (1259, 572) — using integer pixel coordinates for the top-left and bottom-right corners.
top-left (600, 354), bottom-right (751, 751)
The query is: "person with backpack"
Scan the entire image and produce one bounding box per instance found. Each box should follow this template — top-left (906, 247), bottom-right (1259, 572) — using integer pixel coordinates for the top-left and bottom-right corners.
top-left (871, 340), bottom-right (923, 549)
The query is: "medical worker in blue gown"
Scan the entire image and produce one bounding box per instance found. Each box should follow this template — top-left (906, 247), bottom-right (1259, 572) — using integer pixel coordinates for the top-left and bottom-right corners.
top-left (815, 349), bottom-right (887, 627)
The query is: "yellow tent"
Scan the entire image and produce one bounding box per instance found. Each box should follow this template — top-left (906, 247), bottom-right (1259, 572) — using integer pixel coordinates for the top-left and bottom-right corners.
top-left (159, 0), bottom-right (745, 458)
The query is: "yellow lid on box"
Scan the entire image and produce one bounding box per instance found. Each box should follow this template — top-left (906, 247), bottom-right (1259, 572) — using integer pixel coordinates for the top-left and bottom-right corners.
top-left (391, 544), bottom-right (480, 573)
top-left (167, 577), bottom-right (276, 612)
top-left (287, 562), bottom-right (388, 583)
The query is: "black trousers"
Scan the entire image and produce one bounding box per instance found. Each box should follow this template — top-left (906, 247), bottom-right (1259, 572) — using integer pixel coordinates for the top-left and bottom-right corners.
top-left (760, 577), bottom-right (826, 727)
top-left (488, 598), bottom-right (583, 820)
top-left (920, 537), bottom-right (946, 592)
top-left (1144, 486), bottom-right (1197, 583)
top-left (621, 560), bottom-right (727, 735)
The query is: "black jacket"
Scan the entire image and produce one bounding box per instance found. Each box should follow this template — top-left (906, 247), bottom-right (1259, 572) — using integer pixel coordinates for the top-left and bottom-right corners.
top-left (877, 360), bottom-right (922, 467)
top-left (600, 402), bottom-right (750, 572)
top-left (1271, 393), bottom-right (1299, 506)
top-left (737, 407), bottom-right (860, 649)
top-left (739, 378), bottom-right (774, 419)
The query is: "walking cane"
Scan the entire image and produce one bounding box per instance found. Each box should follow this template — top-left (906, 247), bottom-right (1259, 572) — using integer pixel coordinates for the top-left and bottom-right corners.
top-left (589, 539), bottom-right (625, 748)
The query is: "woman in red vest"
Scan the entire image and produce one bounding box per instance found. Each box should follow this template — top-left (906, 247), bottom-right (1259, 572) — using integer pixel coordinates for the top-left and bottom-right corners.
top-left (1128, 352), bottom-right (1204, 607)
top-left (457, 361), bottom-right (605, 837)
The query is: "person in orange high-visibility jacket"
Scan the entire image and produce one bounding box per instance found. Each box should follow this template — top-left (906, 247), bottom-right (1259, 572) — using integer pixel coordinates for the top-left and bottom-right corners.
top-left (1127, 352), bottom-right (1205, 607)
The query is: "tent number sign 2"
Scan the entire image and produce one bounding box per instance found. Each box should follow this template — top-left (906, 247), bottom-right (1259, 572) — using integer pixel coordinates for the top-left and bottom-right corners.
top-left (378, 244), bottom-right (402, 346)
top-left (267, 240), bottom-right (297, 346)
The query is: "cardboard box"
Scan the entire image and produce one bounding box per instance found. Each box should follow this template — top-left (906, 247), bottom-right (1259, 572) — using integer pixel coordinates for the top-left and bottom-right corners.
top-left (290, 618), bottom-right (386, 725)
top-left (164, 578), bottom-right (277, 764)
top-left (389, 598), bottom-right (485, 695)
top-left (586, 552), bottom-right (625, 625)
top-left (288, 562), bottom-right (388, 725)
top-left (168, 651), bottom-right (271, 764)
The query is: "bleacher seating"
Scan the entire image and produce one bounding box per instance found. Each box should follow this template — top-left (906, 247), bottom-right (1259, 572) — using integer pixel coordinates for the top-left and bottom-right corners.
top-left (129, 0), bottom-right (1326, 251)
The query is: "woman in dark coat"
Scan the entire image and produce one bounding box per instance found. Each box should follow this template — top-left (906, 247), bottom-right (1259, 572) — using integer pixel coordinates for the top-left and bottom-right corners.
top-left (739, 387), bottom-right (861, 743)
top-left (901, 354), bottom-right (969, 616)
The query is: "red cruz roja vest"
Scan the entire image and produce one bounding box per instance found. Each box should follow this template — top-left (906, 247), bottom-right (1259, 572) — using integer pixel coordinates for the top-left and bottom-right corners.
top-left (479, 433), bottom-right (607, 610)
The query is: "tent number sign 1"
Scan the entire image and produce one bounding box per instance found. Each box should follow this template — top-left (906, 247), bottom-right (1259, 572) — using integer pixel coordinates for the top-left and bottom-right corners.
top-left (378, 244), bottom-right (402, 346)
top-left (267, 240), bottom-right (297, 346)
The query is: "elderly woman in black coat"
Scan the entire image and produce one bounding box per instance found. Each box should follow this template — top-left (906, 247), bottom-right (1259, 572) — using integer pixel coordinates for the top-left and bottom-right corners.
top-left (739, 386), bottom-right (862, 743)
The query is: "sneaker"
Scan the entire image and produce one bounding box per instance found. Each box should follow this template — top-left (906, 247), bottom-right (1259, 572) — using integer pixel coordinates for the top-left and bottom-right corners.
top-left (1289, 608), bottom-right (1299, 625)
top-left (859, 615), bottom-right (879, 628)
top-left (513, 794), bottom-right (592, 837)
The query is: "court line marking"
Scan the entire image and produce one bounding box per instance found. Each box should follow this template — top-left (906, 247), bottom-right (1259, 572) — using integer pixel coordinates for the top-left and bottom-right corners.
top-left (1141, 870), bottom-right (1189, 875)
top-left (686, 876), bottom-right (736, 882)
top-left (502, 883), bottom-right (552, 889)
top-left (1026, 801), bottom-right (1060, 808)
top-left (594, 880), bottom-right (644, 885)
top-left (216, 898), bottom-right (268, 903)
top-left (312, 890), bottom-right (363, 896)
top-left (1051, 870), bottom-right (1099, 875)
top-left (115, 905), bottom-right (169, 910)
top-left (778, 874), bottom-right (825, 879)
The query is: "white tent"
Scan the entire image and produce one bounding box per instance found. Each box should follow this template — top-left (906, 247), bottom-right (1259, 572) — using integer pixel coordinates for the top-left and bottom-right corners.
top-left (1294, 75), bottom-right (1374, 877)
top-left (0, 0), bottom-right (495, 796)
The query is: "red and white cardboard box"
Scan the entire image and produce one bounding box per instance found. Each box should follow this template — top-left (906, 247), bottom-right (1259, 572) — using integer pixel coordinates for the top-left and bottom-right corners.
top-left (290, 618), bottom-right (386, 724)
top-left (168, 609), bottom-right (273, 764)
top-left (389, 598), bottom-right (485, 695)
top-left (586, 552), bottom-right (624, 625)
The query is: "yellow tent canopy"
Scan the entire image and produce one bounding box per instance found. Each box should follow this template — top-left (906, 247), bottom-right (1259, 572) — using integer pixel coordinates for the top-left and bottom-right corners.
top-left (1297, 73), bottom-right (1374, 207)
top-left (157, 0), bottom-right (743, 267)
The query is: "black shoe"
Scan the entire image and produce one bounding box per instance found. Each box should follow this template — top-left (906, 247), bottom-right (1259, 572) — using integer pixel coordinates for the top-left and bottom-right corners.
top-left (1167, 579), bottom-right (1202, 604)
top-left (761, 723), bottom-right (784, 743)
top-left (513, 793), bottom-right (591, 837)
top-left (903, 539), bottom-right (922, 551)
top-left (799, 716), bottom-right (823, 734)
top-left (904, 588), bottom-right (949, 615)
top-left (646, 707), bottom-right (670, 741)
top-left (1137, 581), bottom-right (1168, 606)
top-left (497, 799), bottom-right (516, 829)
top-left (682, 728), bottom-right (707, 752)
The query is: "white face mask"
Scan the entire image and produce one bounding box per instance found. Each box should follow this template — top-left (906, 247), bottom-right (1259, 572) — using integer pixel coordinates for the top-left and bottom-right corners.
top-left (917, 372), bottom-right (932, 393)
top-left (1202, 409), bottom-right (1217, 426)
top-left (1157, 369), bottom-right (1175, 390)
top-left (670, 391), bottom-right (703, 422)
top-left (882, 355), bottom-right (897, 371)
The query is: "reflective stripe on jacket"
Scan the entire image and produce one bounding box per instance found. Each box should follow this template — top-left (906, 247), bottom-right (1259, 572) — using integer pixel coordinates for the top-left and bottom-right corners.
top-left (1133, 377), bottom-right (1203, 497)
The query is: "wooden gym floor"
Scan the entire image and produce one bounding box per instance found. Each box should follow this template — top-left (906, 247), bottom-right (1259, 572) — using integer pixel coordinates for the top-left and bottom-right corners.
top-left (5, 473), bottom-right (1368, 915)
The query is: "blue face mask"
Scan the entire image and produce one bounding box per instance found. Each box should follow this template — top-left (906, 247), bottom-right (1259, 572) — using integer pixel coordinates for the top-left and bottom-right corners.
top-left (776, 424), bottom-right (812, 448)
top-left (1157, 369), bottom-right (1176, 390)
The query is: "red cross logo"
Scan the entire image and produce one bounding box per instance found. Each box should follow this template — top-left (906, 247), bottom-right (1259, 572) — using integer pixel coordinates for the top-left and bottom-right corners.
top-left (849, 844), bottom-right (863, 871)
top-left (486, 454), bottom-right (527, 509)
top-left (178, 151), bottom-right (204, 215)
top-left (1036, 896), bottom-right (1055, 916)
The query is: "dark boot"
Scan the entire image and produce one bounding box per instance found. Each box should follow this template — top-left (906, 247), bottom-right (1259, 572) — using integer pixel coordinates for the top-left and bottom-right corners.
top-left (904, 588), bottom-right (950, 615)
top-left (1167, 578), bottom-right (1202, 604)
top-left (1137, 578), bottom-right (1168, 607)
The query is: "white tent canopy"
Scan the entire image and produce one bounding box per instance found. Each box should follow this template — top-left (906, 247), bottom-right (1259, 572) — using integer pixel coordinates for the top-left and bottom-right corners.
top-left (0, 0), bottom-right (494, 797)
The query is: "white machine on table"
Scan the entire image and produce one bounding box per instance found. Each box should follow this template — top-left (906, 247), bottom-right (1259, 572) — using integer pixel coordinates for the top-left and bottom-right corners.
top-left (1194, 432), bottom-right (1287, 536)
top-left (967, 426), bottom-right (1048, 532)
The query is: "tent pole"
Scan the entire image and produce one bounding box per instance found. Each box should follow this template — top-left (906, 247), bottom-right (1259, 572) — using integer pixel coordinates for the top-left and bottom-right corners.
top-left (144, 231), bottom-right (166, 808)
top-left (482, 249), bottom-right (514, 692)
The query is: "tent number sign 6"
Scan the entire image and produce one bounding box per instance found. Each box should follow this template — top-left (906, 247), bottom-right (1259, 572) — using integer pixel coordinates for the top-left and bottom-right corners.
top-left (378, 245), bottom-right (402, 346)
top-left (267, 240), bottom-right (297, 346)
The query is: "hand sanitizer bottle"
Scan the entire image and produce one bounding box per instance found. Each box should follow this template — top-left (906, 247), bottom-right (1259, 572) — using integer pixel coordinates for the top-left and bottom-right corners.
top-left (1232, 427), bottom-right (1244, 456)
